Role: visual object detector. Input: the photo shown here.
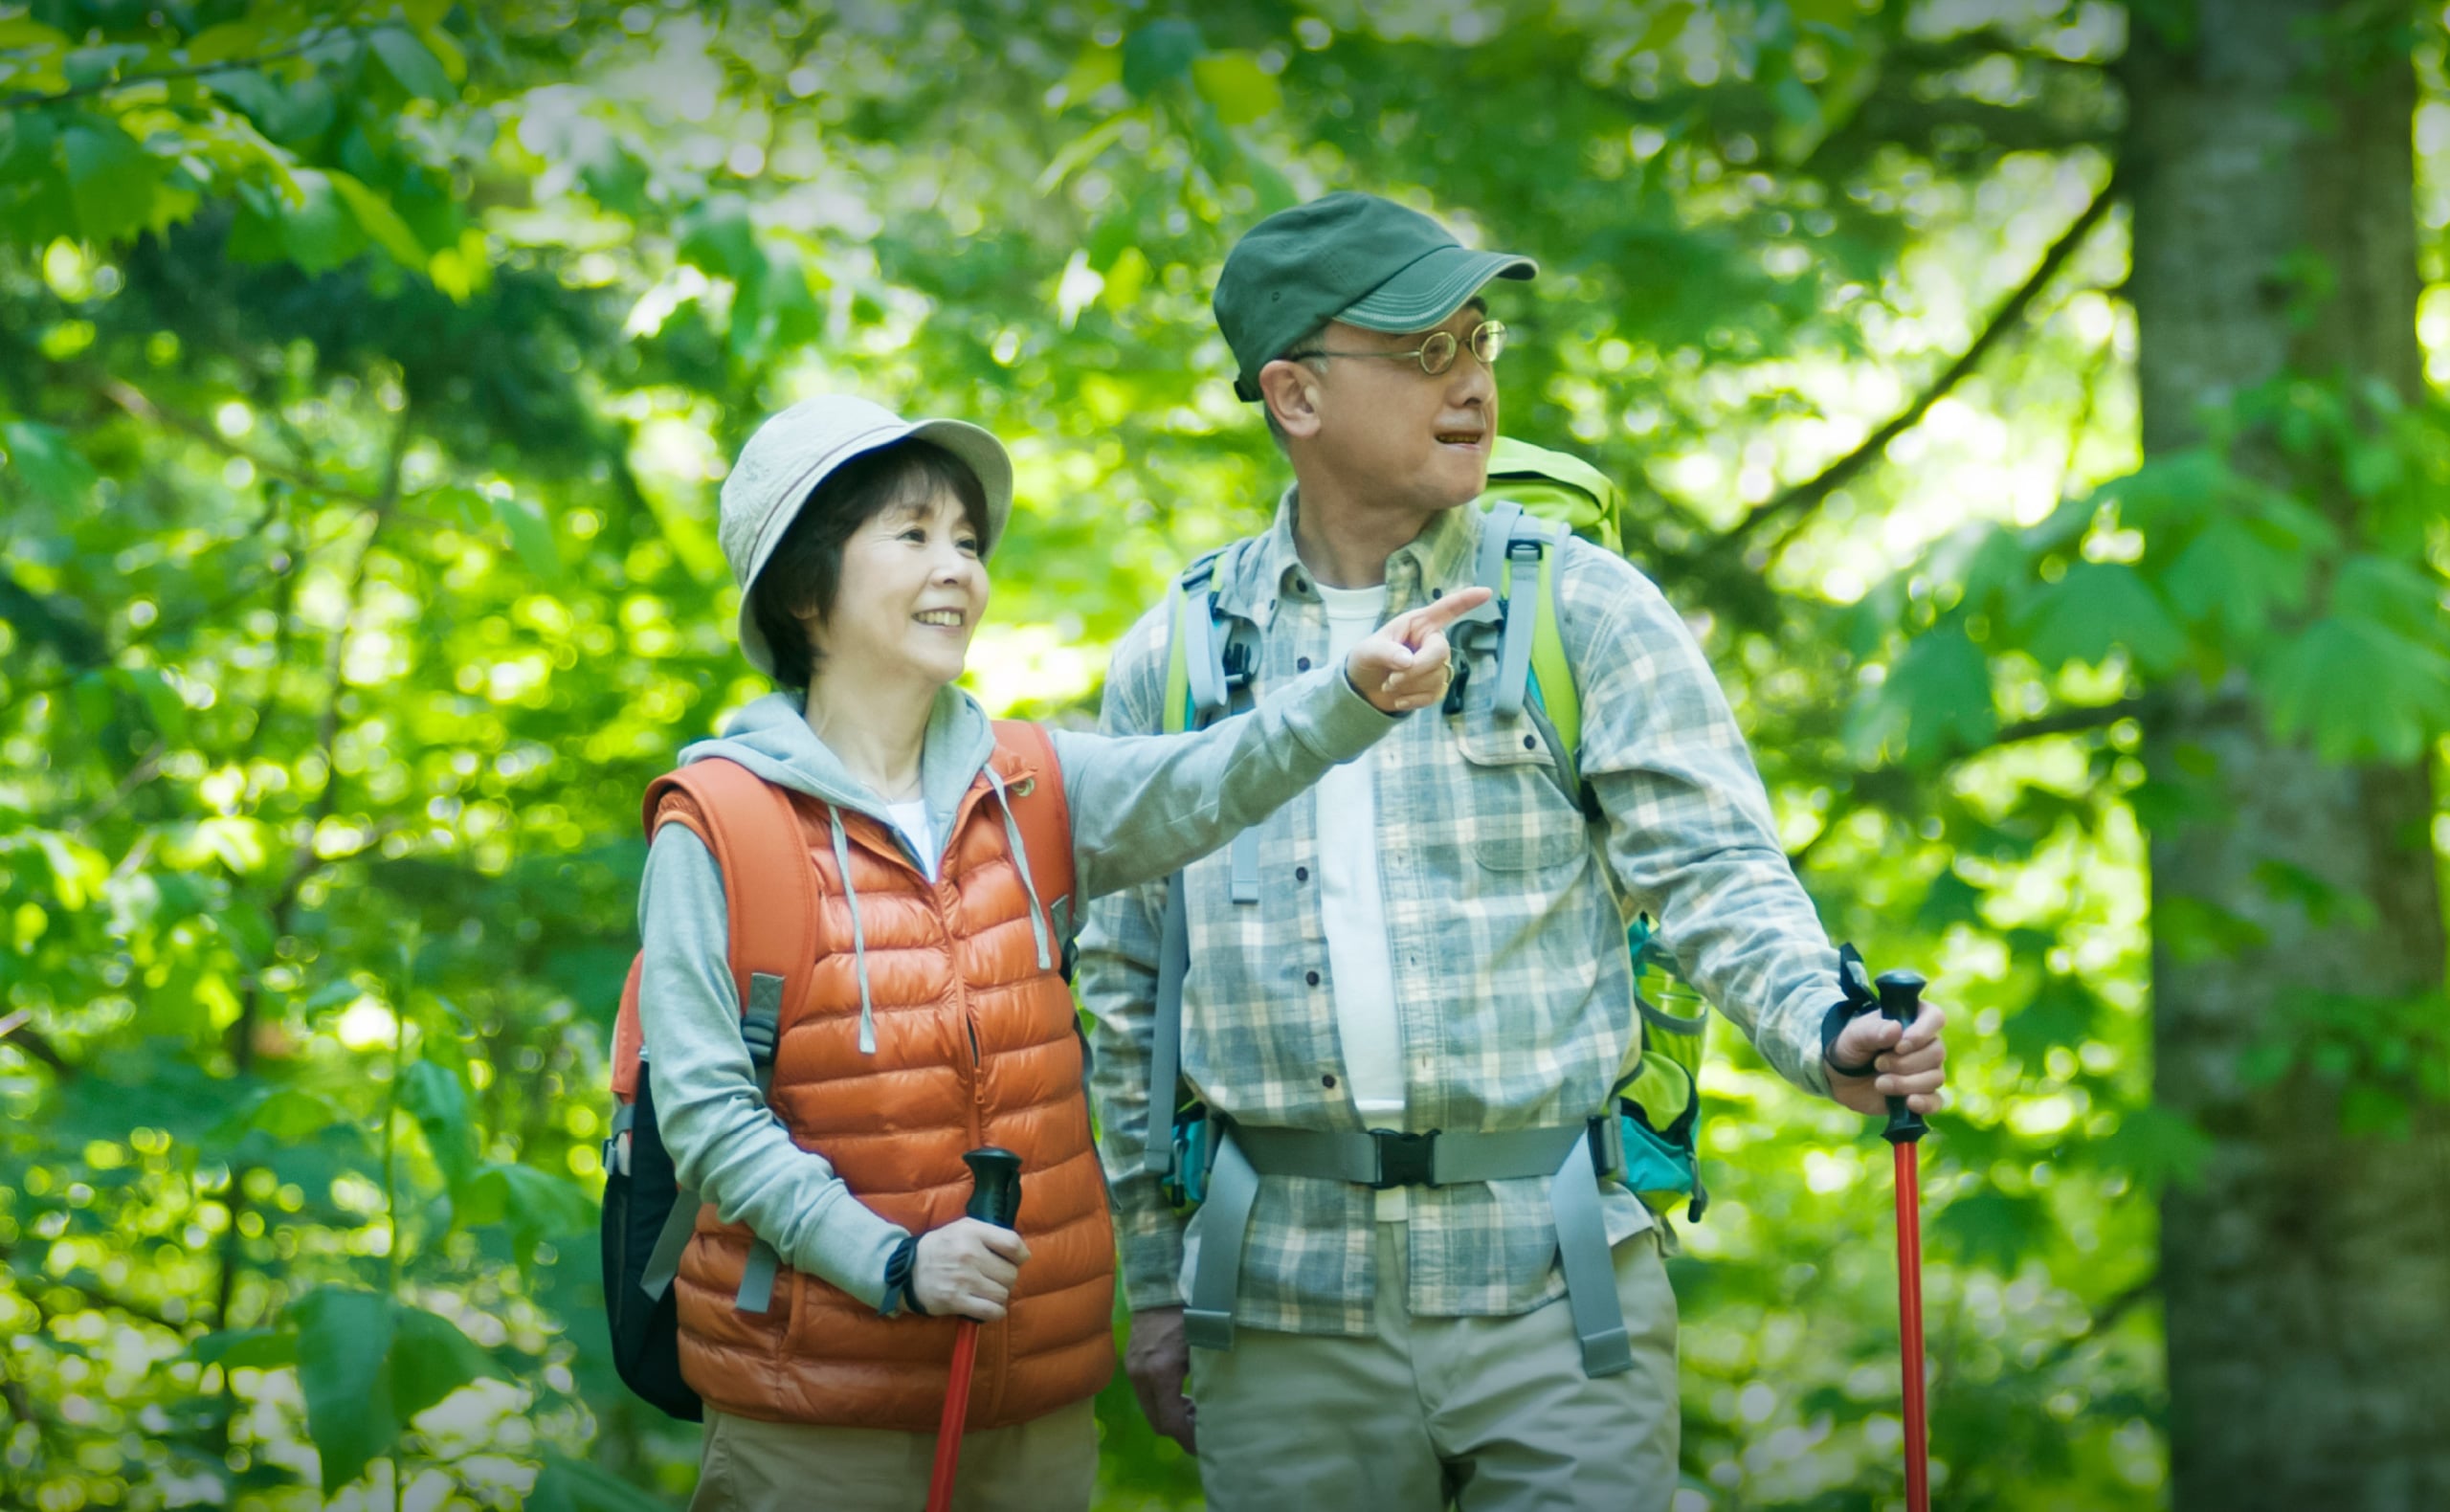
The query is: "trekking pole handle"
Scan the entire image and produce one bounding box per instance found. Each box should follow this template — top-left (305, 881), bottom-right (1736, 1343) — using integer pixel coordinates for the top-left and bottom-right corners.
top-left (962, 1146), bottom-right (1024, 1230)
top-left (1876, 972), bottom-right (1928, 1145)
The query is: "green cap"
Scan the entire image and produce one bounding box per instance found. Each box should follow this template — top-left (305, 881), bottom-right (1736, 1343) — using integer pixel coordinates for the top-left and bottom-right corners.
top-left (1214, 191), bottom-right (1537, 401)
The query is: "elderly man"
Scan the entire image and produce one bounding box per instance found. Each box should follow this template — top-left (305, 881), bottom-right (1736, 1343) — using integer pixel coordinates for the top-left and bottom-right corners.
top-left (1079, 191), bottom-right (1949, 1510)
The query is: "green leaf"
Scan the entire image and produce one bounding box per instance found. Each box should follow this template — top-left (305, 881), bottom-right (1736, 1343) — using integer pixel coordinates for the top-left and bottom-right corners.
top-left (1913, 869), bottom-right (1985, 933)
top-left (61, 119), bottom-right (164, 243)
top-left (211, 1086), bottom-right (346, 1145)
top-left (368, 28), bottom-right (454, 101)
top-left (1121, 20), bottom-right (1203, 98)
top-left (2156, 893), bottom-right (2269, 965)
top-left (2330, 554), bottom-right (2442, 639)
top-left (1933, 1189), bottom-right (2049, 1275)
top-left (530, 1452), bottom-right (679, 1512)
top-left (0, 419), bottom-right (98, 507)
top-left (490, 492), bottom-right (562, 581)
top-left (1190, 53), bottom-right (1281, 125)
top-left (2013, 561), bottom-right (2186, 674)
top-left (2094, 1105), bottom-right (2214, 1192)
top-left (2003, 975), bottom-right (2105, 1070)
top-left (287, 1293), bottom-right (501, 1489)
top-left (2259, 615), bottom-right (2450, 763)
top-left (184, 21), bottom-right (270, 66)
top-left (1637, 2), bottom-right (1695, 51)
top-left (401, 1059), bottom-right (478, 1197)
top-left (675, 193), bottom-right (757, 281)
top-left (274, 171), bottom-right (366, 273)
top-left (389, 1305), bottom-right (499, 1419)
top-left (0, 18), bottom-right (73, 49)
top-left (0, 111), bottom-right (58, 179)
top-left (2158, 515), bottom-right (2307, 639)
top-left (292, 1287), bottom-right (399, 1494)
top-left (1844, 625), bottom-right (1995, 766)
top-left (329, 171), bottom-right (430, 269)
top-left (1060, 43), bottom-right (1123, 106)
top-left (2092, 447), bottom-right (2225, 534)
top-left (184, 1327), bottom-right (297, 1369)
top-left (464, 1163), bottom-right (595, 1237)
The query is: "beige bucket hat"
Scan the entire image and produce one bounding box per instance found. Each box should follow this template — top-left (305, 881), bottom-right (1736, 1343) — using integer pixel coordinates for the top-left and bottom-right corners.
top-left (718, 394), bottom-right (1014, 676)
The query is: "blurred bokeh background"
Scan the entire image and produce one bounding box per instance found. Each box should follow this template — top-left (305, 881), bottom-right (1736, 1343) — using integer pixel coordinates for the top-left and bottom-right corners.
top-left (3, 1), bottom-right (2446, 1508)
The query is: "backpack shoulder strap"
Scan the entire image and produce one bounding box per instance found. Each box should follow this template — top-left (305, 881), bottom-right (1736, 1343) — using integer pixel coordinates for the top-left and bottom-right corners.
top-left (1164, 544), bottom-right (1240, 734)
top-left (630, 759), bottom-right (813, 1316)
top-left (1527, 529), bottom-right (1580, 761)
top-left (641, 759), bottom-right (819, 1054)
top-left (1467, 502), bottom-right (1591, 810)
top-left (989, 720), bottom-right (1076, 948)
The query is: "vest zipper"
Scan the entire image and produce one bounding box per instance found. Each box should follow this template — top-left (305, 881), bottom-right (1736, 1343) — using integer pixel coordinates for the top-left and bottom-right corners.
top-left (939, 752), bottom-right (1039, 1431)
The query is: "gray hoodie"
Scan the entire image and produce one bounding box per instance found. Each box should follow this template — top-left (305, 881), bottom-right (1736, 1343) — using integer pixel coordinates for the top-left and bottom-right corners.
top-left (635, 665), bottom-right (1398, 1313)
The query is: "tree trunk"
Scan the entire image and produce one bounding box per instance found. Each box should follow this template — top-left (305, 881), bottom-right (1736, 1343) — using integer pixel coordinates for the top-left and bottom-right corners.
top-left (2125, 3), bottom-right (2450, 1506)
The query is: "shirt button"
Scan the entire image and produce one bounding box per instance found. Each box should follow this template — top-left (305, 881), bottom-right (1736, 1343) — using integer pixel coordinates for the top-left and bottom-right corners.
top-left (1323, 1074), bottom-right (1338, 1089)
top-left (1523, 734), bottom-right (1537, 750)
top-left (1298, 656), bottom-right (1311, 671)
top-left (1304, 969), bottom-right (1322, 987)
top-left (1295, 866), bottom-right (1309, 882)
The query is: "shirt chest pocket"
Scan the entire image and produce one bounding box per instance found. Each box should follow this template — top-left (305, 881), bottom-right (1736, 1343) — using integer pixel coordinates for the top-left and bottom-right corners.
top-left (1447, 685), bottom-right (1591, 875)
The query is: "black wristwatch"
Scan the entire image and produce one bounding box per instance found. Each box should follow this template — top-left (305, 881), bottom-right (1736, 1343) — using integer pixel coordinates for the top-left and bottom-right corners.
top-left (883, 1234), bottom-right (927, 1317)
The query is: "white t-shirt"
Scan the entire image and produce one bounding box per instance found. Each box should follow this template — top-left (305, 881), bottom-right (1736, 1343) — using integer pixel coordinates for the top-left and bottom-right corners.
top-left (1314, 582), bottom-right (1409, 1220)
top-left (885, 798), bottom-right (939, 881)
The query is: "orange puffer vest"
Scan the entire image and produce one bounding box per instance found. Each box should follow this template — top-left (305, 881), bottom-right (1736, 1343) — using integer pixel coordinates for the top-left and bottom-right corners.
top-left (651, 723), bottom-right (1114, 1431)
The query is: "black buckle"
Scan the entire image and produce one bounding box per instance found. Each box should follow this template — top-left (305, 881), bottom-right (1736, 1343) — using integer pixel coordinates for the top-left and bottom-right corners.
top-left (1587, 1114), bottom-right (1625, 1183)
top-left (1368, 1129), bottom-right (1437, 1190)
top-left (1220, 634), bottom-right (1255, 694)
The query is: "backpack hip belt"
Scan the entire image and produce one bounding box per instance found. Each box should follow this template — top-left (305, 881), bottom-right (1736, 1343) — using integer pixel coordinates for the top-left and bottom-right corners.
top-left (1181, 1115), bottom-right (1639, 1379)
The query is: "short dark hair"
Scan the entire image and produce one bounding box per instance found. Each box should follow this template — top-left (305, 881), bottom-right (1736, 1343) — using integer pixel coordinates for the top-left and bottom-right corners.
top-left (747, 438), bottom-right (990, 690)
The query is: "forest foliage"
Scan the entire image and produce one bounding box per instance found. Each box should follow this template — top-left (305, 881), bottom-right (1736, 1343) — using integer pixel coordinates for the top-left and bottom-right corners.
top-left (2, 1), bottom-right (2446, 1508)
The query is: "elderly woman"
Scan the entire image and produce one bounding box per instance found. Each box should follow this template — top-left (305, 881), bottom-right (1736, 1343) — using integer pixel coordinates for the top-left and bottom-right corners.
top-left (634, 394), bottom-right (1481, 1510)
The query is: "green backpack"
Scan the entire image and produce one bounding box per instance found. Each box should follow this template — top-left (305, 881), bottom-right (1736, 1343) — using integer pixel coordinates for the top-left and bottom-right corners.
top-left (1147, 436), bottom-right (1712, 1223)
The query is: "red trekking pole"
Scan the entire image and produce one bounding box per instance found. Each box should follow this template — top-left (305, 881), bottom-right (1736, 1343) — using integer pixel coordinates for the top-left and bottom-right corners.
top-left (1876, 970), bottom-right (1932, 1512)
top-left (925, 1146), bottom-right (1022, 1512)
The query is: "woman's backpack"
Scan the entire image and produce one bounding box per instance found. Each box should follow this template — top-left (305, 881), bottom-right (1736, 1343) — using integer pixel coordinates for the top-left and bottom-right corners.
top-left (601, 758), bottom-right (818, 1422)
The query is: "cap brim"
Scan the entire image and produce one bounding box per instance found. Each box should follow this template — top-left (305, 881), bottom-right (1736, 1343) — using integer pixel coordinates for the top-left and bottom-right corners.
top-left (732, 414), bottom-right (1016, 678)
top-left (1337, 246), bottom-right (1537, 333)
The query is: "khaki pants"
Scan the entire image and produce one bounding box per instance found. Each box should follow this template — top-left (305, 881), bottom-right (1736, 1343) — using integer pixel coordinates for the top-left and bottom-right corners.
top-left (1188, 1224), bottom-right (1680, 1512)
top-left (686, 1396), bottom-right (1097, 1512)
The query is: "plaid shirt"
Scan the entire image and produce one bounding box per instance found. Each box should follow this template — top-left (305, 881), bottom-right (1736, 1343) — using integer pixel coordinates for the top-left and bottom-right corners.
top-left (1079, 494), bottom-right (1844, 1335)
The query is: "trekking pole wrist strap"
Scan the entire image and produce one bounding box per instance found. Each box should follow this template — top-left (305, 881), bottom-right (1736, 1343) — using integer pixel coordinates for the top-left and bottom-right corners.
top-left (1821, 942), bottom-right (1883, 1078)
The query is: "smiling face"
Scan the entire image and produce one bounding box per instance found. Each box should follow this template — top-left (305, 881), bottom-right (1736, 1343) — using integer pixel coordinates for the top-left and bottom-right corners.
top-left (806, 486), bottom-right (989, 692)
top-left (745, 437), bottom-right (992, 692)
top-left (1262, 299), bottom-right (1500, 520)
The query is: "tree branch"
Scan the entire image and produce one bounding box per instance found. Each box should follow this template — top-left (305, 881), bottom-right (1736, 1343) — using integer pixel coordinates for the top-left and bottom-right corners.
top-left (98, 378), bottom-right (397, 513)
top-left (1715, 163), bottom-right (2126, 559)
top-left (0, 23), bottom-right (368, 113)
top-left (1993, 694), bottom-right (2157, 746)
top-left (216, 413), bottom-right (407, 1336)
top-left (2033, 1269), bottom-right (2160, 1376)
top-left (0, 1012), bottom-right (77, 1080)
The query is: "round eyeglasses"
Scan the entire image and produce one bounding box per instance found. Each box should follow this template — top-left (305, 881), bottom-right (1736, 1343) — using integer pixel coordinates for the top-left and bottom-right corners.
top-left (1292, 320), bottom-right (1508, 377)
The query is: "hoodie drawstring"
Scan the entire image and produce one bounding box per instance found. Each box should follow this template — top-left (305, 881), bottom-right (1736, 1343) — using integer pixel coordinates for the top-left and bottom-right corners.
top-left (986, 767), bottom-right (1054, 972)
top-left (827, 807), bottom-right (879, 1055)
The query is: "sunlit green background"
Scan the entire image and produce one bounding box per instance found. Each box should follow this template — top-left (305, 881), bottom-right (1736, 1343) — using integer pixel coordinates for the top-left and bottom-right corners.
top-left (4, 2), bottom-right (2447, 1509)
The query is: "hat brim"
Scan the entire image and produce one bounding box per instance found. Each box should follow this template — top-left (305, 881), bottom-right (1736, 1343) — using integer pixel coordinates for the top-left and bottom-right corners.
top-left (734, 416), bottom-right (1015, 677)
top-left (1337, 246), bottom-right (1537, 333)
